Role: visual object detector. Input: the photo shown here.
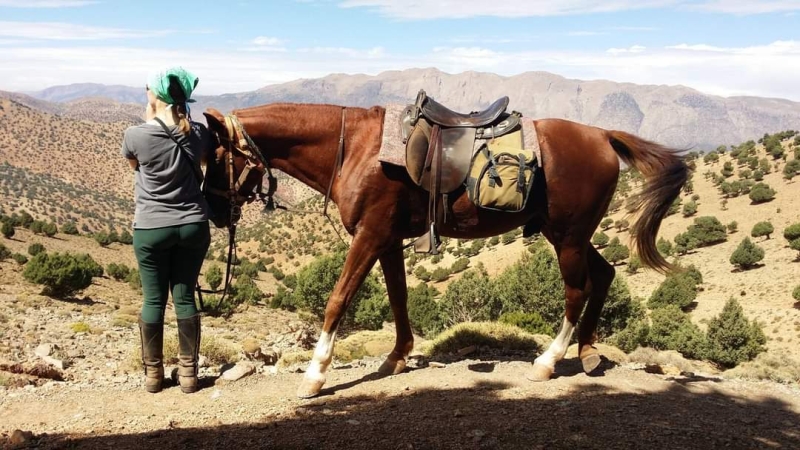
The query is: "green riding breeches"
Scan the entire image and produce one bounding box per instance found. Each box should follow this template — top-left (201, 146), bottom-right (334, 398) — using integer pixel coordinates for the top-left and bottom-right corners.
top-left (133, 222), bottom-right (210, 323)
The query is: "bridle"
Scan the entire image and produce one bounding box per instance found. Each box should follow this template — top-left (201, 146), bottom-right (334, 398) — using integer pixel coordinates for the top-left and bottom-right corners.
top-left (196, 113), bottom-right (277, 313)
top-left (197, 108), bottom-right (351, 312)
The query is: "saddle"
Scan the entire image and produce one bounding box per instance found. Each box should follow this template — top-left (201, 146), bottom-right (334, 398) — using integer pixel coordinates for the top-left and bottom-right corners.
top-left (400, 90), bottom-right (523, 253)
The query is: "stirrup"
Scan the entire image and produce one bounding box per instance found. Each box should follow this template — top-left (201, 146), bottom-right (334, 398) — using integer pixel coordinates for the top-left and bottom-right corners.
top-left (413, 223), bottom-right (441, 254)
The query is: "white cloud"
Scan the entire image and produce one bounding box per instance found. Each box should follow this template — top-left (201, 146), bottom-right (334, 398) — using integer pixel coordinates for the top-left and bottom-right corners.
top-left (607, 45), bottom-right (647, 54)
top-left (0, 40), bottom-right (798, 101)
top-left (337, 0), bottom-right (800, 18)
top-left (253, 36), bottom-right (284, 46)
top-left (0, 21), bottom-right (173, 40)
top-left (688, 1), bottom-right (800, 14)
top-left (337, 0), bottom-right (679, 19)
top-left (0, 0), bottom-right (96, 7)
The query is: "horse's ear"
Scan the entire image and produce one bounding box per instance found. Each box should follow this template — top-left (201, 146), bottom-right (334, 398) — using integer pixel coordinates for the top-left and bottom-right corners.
top-left (203, 108), bottom-right (226, 136)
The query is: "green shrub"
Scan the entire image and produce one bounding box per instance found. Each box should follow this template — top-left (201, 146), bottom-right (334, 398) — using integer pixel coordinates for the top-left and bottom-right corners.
top-left (488, 236), bottom-right (500, 246)
top-left (23, 252), bottom-right (96, 297)
top-left (430, 266), bottom-right (451, 282)
top-left (42, 222), bottom-right (57, 237)
top-left (682, 201), bottom-right (697, 217)
top-left (648, 306), bottom-right (708, 360)
top-left (94, 231), bottom-right (112, 247)
top-left (1, 221), bottom-right (13, 239)
top-left (609, 318), bottom-right (650, 353)
top-left (61, 221), bottom-right (79, 235)
top-left (27, 243), bottom-right (45, 256)
top-left (648, 272), bottom-right (698, 310)
top-left (30, 220), bottom-right (45, 235)
top-left (230, 275), bottom-right (264, 305)
top-left (597, 276), bottom-right (645, 340)
top-left (407, 283), bottom-right (442, 337)
top-left (105, 263), bottom-right (129, 281)
top-left (118, 230), bottom-right (133, 245)
top-left (602, 237), bottom-right (630, 265)
top-left (292, 251), bottom-right (385, 327)
top-left (498, 311), bottom-right (554, 336)
top-left (751, 221), bottom-right (774, 240)
top-left (793, 285), bottom-right (800, 301)
top-left (615, 219), bottom-right (630, 232)
top-left (677, 216), bottom-right (727, 252)
top-left (657, 237), bottom-right (673, 257)
top-left (783, 159), bottom-right (800, 180)
top-left (592, 232), bottom-right (609, 248)
top-left (234, 259), bottom-right (259, 279)
top-left (353, 293), bottom-right (391, 330)
top-left (494, 243), bottom-right (564, 330)
top-left (748, 182), bottom-right (776, 203)
top-left (501, 231), bottom-right (516, 245)
top-left (425, 322), bottom-right (542, 356)
top-left (727, 221), bottom-right (738, 234)
top-left (439, 265), bottom-right (501, 327)
top-left (0, 243), bottom-right (11, 261)
top-left (705, 298), bottom-right (766, 368)
top-left (784, 224), bottom-right (800, 258)
top-left (270, 285), bottom-right (295, 310)
top-left (414, 265), bottom-right (431, 282)
top-left (625, 255), bottom-right (642, 275)
top-left (753, 169), bottom-right (764, 181)
top-left (282, 274), bottom-right (297, 289)
top-left (730, 238), bottom-right (765, 270)
top-left (75, 253), bottom-right (103, 277)
top-left (126, 269), bottom-right (142, 291)
top-left (450, 257), bottom-right (470, 274)
top-left (12, 253), bottom-right (28, 265)
top-left (600, 218), bottom-right (614, 230)
top-left (205, 265), bottom-right (223, 291)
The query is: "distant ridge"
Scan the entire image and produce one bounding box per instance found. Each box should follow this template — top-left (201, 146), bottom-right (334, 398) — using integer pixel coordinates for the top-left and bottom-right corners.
top-left (16, 68), bottom-right (800, 149)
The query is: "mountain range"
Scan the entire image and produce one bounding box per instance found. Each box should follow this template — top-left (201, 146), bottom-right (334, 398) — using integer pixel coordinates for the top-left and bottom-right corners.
top-left (11, 68), bottom-right (800, 149)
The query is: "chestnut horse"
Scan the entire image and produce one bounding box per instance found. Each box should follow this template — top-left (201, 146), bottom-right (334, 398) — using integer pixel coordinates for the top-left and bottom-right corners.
top-left (201, 103), bottom-right (688, 398)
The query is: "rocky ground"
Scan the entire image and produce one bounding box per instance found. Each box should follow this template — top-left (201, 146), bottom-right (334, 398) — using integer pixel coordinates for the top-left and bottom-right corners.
top-left (2, 349), bottom-right (800, 450)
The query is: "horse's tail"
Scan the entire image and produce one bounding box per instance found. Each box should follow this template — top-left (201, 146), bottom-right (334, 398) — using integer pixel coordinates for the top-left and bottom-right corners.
top-left (607, 130), bottom-right (689, 274)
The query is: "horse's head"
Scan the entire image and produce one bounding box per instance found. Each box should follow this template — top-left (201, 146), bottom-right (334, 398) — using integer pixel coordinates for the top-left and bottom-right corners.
top-left (202, 108), bottom-right (272, 228)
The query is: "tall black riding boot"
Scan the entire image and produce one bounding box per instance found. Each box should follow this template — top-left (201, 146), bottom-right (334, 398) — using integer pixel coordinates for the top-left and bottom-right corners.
top-left (138, 319), bottom-right (164, 393)
top-left (177, 314), bottom-right (201, 394)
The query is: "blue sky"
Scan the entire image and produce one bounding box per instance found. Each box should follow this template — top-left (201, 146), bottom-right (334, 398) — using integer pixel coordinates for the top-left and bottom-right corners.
top-left (0, 0), bottom-right (799, 100)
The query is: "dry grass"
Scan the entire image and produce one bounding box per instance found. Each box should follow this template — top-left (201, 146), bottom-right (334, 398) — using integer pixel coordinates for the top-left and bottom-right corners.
top-left (126, 333), bottom-right (240, 372)
top-left (70, 321), bottom-right (91, 333)
top-left (423, 322), bottom-right (546, 357)
top-left (277, 330), bottom-right (397, 368)
top-left (628, 348), bottom-right (700, 374)
top-left (724, 350), bottom-right (800, 384)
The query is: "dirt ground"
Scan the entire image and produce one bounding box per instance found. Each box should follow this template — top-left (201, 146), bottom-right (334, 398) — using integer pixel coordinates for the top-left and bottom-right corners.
top-left (2, 354), bottom-right (800, 450)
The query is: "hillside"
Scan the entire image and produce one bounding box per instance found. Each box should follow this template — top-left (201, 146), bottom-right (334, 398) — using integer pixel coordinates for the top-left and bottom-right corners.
top-left (29, 69), bottom-right (800, 149)
top-left (0, 90), bottom-right (144, 124)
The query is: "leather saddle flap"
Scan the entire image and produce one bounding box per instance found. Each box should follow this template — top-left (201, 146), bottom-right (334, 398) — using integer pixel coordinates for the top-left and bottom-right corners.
top-left (419, 127), bottom-right (476, 193)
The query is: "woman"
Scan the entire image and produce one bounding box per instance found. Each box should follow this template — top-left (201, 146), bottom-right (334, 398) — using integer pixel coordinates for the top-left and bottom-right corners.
top-left (121, 67), bottom-right (210, 394)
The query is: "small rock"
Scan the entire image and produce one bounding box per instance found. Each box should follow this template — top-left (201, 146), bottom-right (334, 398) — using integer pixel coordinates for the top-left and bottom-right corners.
top-left (210, 389), bottom-right (222, 400)
top-left (453, 410), bottom-right (463, 418)
top-left (198, 355), bottom-right (209, 368)
top-left (221, 362), bottom-right (256, 381)
top-left (347, 420), bottom-right (360, 425)
top-left (35, 343), bottom-right (56, 358)
top-left (457, 345), bottom-right (477, 357)
top-left (10, 429), bottom-right (34, 446)
top-left (429, 362), bottom-right (447, 369)
top-left (40, 355), bottom-right (68, 371)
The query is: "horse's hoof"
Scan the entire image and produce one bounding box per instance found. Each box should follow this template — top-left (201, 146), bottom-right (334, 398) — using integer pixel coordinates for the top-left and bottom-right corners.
top-left (378, 357), bottom-right (406, 376)
top-left (580, 345), bottom-right (602, 374)
top-left (296, 379), bottom-right (325, 399)
top-left (527, 363), bottom-right (553, 382)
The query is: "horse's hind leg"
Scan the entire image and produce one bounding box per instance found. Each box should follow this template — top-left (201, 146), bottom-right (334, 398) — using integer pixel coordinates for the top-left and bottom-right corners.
top-left (529, 244), bottom-right (590, 381)
top-left (296, 231), bottom-right (387, 399)
top-left (577, 246), bottom-right (616, 374)
top-left (377, 244), bottom-right (414, 376)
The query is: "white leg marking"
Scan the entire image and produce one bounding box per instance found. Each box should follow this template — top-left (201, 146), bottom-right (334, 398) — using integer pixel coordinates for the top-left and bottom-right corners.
top-left (304, 331), bottom-right (337, 383)
top-left (534, 317), bottom-right (575, 370)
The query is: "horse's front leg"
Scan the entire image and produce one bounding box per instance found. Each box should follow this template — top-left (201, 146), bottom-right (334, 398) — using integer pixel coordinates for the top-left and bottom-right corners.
top-left (377, 243), bottom-right (413, 376)
top-left (296, 230), bottom-right (388, 399)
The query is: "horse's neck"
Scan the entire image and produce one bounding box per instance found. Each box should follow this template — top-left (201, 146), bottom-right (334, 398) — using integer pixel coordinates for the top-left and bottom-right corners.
top-left (241, 104), bottom-right (364, 195)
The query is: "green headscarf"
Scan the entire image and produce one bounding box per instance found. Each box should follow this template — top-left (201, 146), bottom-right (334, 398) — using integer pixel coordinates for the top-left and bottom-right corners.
top-left (147, 67), bottom-right (198, 105)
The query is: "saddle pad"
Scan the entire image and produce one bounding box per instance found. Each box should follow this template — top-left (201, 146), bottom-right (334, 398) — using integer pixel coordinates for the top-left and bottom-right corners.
top-left (377, 105), bottom-right (542, 169)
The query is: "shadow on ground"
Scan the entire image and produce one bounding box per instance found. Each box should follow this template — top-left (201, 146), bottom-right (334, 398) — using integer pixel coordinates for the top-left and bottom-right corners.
top-left (23, 378), bottom-right (800, 450)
